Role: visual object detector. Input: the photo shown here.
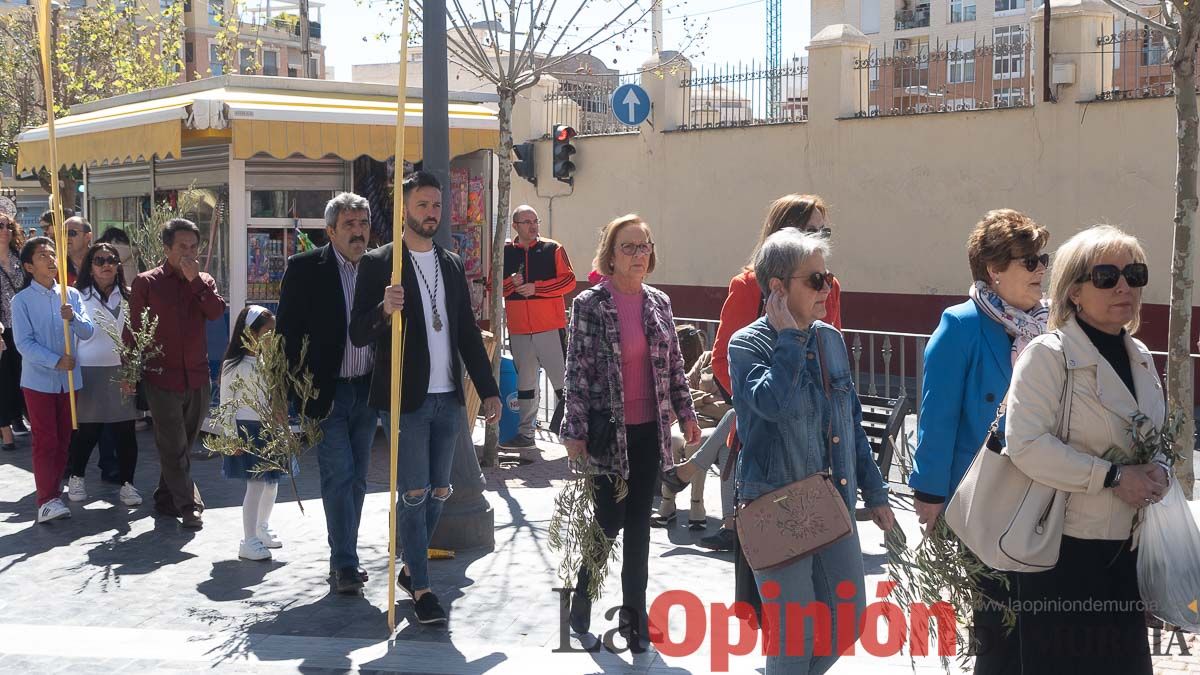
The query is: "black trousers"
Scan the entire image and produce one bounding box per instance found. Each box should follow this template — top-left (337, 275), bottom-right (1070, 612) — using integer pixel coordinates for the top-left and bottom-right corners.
top-left (575, 422), bottom-right (659, 618)
top-left (0, 326), bottom-right (23, 427)
top-left (972, 568), bottom-right (1020, 675)
top-left (1016, 535), bottom-right (1151, 675)
top-left (68, 421), bottom-right (138, 485)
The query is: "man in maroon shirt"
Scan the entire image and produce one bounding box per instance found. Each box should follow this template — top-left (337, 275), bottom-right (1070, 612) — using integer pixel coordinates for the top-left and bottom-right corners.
top-left (129, 218), bottom-right (226, 529)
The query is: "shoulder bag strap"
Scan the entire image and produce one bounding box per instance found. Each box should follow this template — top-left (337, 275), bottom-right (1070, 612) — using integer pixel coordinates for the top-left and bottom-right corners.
top-left (814, 332), bottom-right (837, 475)
top-left (993, 331), bottom-right (1073, 442)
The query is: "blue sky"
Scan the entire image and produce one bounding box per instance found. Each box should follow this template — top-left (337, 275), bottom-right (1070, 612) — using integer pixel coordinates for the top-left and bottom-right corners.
top-left (323, 0), bottom-right (813, 81)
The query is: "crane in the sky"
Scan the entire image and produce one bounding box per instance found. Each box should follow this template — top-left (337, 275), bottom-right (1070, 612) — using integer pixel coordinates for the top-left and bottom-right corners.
top-left (766, 0), bottom-right (782, 112)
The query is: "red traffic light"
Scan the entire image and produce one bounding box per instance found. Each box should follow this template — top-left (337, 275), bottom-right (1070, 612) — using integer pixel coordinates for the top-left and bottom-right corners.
top-left (555, 125), bottom-right (576, 142)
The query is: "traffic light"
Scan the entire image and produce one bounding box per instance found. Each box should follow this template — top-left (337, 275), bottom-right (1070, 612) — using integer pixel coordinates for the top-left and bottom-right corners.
top-left (552, 125), bottom-right (576, 185)
top-left (513, 142), bottom-right (536, 186)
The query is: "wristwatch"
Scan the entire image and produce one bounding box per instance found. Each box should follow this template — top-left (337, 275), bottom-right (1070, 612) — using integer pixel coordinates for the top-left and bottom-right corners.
top-left (1111, 466), bottom-right (1123, 489)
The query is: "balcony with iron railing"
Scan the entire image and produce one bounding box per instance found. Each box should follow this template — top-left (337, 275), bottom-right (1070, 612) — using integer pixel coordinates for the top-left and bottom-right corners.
top-left (895, 4), bottom-right (931, 30)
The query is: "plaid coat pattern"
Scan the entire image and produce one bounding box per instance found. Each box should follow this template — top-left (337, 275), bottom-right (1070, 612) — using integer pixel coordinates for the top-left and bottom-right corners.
top-left (560, 283), bottom-right (698, 479)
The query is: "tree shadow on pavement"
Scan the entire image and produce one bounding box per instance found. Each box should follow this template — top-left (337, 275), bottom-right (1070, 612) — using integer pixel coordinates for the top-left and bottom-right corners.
top-left (71, 515), bottom-right (198, 589)
top-left (198, 559), bottom-right (287, 602)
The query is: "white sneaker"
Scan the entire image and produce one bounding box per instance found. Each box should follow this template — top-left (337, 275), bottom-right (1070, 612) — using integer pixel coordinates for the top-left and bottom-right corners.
top-left (67, 476), bottom-right (87, 502)
top-left (238, 537), bottom-right (272, 561)
top-left (119, 483), bottom-right (142, 507)
top-left (257, 524), bottom-right (281, 549)
top-left (37, 498), bottom-right (71, 523)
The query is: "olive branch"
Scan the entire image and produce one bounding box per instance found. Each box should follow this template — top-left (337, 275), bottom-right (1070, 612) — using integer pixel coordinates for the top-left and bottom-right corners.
top-left (99, 302), bottom-right (162, 399)
top-left (202, 330), bottom-right (324, 513)
top-left (885, 518), bottom-right (1014, 672)
top-left (548, 463), bottom-right (628, 602)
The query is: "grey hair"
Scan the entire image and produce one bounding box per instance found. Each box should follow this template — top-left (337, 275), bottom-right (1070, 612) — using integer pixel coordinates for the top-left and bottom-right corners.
top-left (753, 229), bottom-right (832, 297)
top-left (324, 192), bottom-right (370, 228)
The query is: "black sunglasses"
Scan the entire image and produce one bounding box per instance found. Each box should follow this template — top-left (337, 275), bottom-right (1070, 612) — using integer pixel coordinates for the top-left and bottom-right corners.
top-left (786, 224), bottom-right (832, 239)
top-left (92, 255), bottom-right (120, 267)
top-left (1015, 253), bottom-right (1049, 272)
top-left (1077, 263), bottom-right (1148, 289)
top-left (792, 270), bottom-right (835, 291)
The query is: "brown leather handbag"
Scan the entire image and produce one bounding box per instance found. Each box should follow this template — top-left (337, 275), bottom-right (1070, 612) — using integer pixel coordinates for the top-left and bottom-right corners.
top-left (736, 337), bottom-right (854, 571)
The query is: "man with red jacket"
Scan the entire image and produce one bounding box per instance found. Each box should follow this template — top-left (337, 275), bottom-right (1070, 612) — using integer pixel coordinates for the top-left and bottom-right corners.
top-left (499, 206), bottom-right (575, 450)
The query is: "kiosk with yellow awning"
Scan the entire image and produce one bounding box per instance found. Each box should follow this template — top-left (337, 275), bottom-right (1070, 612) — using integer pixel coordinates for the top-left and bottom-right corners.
top-left (16, 74), bottom-right (500, 323)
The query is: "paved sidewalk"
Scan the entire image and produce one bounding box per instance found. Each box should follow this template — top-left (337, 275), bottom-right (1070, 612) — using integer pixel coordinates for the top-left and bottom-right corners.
top-left (0, 422), bottom-right (1195, 674)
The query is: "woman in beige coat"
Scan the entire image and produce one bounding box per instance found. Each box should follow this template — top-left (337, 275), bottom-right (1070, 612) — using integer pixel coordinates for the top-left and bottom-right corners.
top-left (1006, 225), bottom-right (1170, 674)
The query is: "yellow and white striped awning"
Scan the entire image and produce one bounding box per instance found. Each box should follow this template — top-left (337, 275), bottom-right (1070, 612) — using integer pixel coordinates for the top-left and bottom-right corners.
top-left (16, 78), bottom-right (500, 173)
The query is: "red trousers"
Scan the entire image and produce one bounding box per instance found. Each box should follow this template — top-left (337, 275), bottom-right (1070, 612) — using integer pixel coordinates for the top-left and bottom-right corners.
top-left (24, 388), bottom-right (72, 506)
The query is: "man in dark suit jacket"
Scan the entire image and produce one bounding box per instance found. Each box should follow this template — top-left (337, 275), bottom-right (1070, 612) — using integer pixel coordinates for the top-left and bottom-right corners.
top-left (276, 192), bottom-right (378, 595)
top-left (350, 171), bottom-right (500, 625)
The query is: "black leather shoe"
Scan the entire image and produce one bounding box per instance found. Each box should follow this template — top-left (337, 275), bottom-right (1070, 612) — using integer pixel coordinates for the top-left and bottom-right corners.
top-left (414, 592), bottom-right (447, 624)
top-left (329, 566), bottom-right (368, 583)
top-left (569, 589), bottom-right (591, 634)
top-left (397, 566), bottom-right (414, 599)
top-left (334, 567), bottom-right (365, 594)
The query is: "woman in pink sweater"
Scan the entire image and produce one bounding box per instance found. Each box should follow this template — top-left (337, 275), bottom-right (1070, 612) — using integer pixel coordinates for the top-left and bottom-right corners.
top-left (559, 214), bottom-right (701, 651)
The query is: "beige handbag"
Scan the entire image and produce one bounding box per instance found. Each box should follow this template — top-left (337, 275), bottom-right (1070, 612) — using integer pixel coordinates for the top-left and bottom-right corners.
top-left (945, 341), bottom-right (1073, 573)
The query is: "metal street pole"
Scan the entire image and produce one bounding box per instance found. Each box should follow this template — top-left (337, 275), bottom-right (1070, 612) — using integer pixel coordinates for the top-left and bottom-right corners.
top-left (421, 0), bottom-right (495, 551)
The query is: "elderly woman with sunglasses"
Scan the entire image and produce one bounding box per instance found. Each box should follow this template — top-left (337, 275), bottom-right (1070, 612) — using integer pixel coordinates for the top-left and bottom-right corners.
top-left (64, 243), bottom-right (143, 508)
top-left (908, 208), bottom-right (1049, 674)
top-left (0, 214), bottom-right (25, 452)
top-left (730, 229), bottom-right (894, 675)
top-left (1004, 225), bottom-right (1166, 675)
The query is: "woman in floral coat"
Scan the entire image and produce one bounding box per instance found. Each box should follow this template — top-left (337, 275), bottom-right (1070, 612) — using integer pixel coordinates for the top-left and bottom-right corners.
top-left (559, 213), bottom-right (700, 650)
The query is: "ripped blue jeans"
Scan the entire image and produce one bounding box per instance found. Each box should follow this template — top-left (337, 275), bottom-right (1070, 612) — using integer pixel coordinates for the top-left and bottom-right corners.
top-left (395, 392), bottom-right (464, 591)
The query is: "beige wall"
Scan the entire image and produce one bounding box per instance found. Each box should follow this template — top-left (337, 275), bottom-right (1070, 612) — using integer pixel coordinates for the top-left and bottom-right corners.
top-left (506, 17), bottom-right (1183, 314)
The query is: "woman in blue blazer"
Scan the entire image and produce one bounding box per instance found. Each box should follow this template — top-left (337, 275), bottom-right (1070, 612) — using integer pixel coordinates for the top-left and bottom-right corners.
top-left (908, 209), bottom-right (1050, 675)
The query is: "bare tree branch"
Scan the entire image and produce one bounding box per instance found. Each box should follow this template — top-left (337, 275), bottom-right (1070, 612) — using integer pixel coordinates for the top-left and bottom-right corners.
top-left (1099, 0), bottom-right (1178, 42)
top-left (478, 0), bottom-right (507, 80)
top-left (533, 2), bottom-right (653, 77)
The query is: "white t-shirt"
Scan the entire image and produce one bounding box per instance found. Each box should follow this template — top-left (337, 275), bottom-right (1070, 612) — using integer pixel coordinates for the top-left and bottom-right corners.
top-left (410, 248), bottom-right (455, 394)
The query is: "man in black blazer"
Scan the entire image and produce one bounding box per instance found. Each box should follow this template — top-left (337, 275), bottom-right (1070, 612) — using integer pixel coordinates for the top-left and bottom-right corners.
top-left (350, 171), bottom-right (500, 625)
top-left (276, 192), bottom-right (379, 595)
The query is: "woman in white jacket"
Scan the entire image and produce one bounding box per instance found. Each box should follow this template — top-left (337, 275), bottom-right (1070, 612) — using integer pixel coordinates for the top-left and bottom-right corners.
top-left (1005, 225), bottom-right (1169, 674)
top-left (65, 243), bottom-right (142, 508)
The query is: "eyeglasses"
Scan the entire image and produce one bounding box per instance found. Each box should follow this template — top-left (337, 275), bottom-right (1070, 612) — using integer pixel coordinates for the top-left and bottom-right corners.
top-left (513, 219), bottom-right (540, 226)
top-left (618, 242), bottom-right (655, 256)
top-left (67, 230), bottom-right (80, 238)
top-left (791, 270), bottom-right (836, 291)
top-left (1015, 253), bottom-right (1050, 273)
top-left (1077, 263), bottom-right (1148, 289)
top-left (786, 224), bottom-right (832, 239)
top-left (92, 255), bottom-right (120, 267)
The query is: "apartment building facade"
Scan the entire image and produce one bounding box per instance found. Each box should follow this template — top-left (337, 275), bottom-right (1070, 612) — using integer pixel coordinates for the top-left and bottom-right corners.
top-left (184, 0), bottom-right (326, 81)
top-left (811, 0), bottom-right (1168, 115)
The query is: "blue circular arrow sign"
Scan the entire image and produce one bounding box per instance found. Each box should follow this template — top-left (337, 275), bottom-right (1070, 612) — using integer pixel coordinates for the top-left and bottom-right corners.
top-left (611, 83), bottom-right (650, 126)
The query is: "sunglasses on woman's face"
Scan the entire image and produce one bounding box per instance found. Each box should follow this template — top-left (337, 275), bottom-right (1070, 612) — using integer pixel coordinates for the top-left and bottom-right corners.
top-left (92, 255), bottom-right (120, 268)
top-left (791, 270), bottom-right (835, 291)
top-left (1077, 263), bottom-right (1148, 289)
top-left (1015, 253), bottom-right (1050, 272)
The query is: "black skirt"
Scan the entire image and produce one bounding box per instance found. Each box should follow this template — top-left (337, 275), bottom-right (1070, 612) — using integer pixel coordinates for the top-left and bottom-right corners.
top-left (1015, 535), bottom-right (1152, 675)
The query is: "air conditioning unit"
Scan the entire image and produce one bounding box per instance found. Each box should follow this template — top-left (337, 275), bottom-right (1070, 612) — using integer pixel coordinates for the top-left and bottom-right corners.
top-left (894, 38), bottom-right (912, 52)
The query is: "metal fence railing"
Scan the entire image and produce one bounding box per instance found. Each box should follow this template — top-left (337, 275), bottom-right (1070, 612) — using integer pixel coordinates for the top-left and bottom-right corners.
top-left (1095, 15), bottom-right (1180, 101)
top-left (852, 28), bottom-right (1034, 117)
top-left (543, 74), bottom-right (642, 137)
top-left (677, 57), bottom-right (809, 131)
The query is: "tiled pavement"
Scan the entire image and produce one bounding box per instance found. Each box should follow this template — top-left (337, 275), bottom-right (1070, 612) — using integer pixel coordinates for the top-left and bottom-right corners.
top-left (0, 422), bottom-right (1196, 674)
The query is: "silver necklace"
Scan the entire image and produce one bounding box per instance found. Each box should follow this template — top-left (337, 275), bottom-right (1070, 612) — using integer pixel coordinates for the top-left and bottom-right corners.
top-left (412, 250), bottom-right (444, 332)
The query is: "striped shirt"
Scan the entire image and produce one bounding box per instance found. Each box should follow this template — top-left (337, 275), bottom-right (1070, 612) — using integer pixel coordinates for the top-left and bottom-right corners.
top-left (333, 246), bottom-right (374, 378)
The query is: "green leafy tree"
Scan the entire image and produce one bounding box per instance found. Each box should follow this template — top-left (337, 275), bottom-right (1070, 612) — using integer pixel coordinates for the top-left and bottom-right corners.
top-left (0, 0), bottom-right (185, 209)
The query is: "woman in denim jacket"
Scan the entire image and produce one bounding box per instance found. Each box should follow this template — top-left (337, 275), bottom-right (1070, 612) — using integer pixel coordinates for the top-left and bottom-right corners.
top-left (730, 229), bottom-right (894, 675)
top-left (559, 214), bottom-right (701, 650)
